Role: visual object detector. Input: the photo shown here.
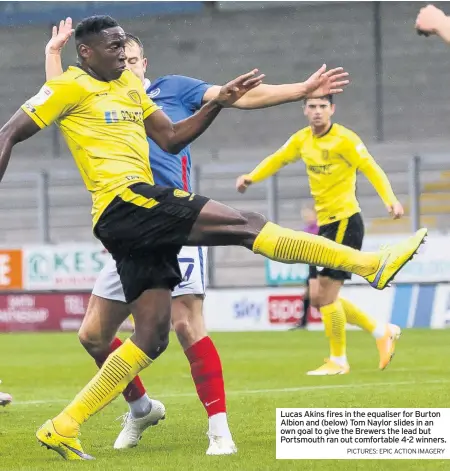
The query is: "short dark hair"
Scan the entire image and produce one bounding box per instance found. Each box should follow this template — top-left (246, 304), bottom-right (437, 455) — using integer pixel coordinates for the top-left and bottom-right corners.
top-left (75, 15), bottom-right (119, 43)
top-left (304, 94), bottom-right (333, 105)
top-left (125, 33), bottom-right (145, 56)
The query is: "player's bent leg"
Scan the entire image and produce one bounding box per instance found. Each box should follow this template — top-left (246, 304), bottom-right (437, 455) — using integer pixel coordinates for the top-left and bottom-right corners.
top-left (78, 295), bottom-right (163, 451)
top-left (37, 288), bottom-right (172, 460)
top-left (80, 294), bottom-right (153, 413)
top-left (340, 298), bottom-right (401, 370)
top-left (307, 277), bottom-right (349, 376)
top-left (172, 293), bottom-right (236, 455)
top-left (186, 200), bottom-right (427, 289)
top-left (89, 257), bottom-right (164, 448)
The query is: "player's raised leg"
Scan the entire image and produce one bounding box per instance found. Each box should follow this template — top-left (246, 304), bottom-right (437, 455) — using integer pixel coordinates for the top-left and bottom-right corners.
top-left (186, 200), bottom-right (427, 289)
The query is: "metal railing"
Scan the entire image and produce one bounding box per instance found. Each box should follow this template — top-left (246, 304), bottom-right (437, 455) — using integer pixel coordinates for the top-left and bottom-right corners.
top-left (0, 154), bottom-right (433, 287)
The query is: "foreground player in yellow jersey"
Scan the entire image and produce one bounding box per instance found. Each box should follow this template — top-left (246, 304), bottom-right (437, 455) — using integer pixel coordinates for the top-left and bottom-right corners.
top-left (0, 16), bottom-right (425, 460)
top-left (237, 95), bottom-right (405, 375)
top-left (43, 19), bottom-right (353, 456)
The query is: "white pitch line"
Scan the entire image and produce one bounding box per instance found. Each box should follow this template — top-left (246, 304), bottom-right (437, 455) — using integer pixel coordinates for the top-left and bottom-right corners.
top-left (13, 379), bottom-right (450, 406)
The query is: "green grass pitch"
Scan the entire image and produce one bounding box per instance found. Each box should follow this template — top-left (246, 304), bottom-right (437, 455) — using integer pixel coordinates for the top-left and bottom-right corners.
top-left (0, 329), bottom-right (449, 470)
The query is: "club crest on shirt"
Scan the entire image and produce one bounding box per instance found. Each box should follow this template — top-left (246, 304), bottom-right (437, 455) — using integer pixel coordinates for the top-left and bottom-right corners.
top-left (127, 90), bottom-right (141, 105)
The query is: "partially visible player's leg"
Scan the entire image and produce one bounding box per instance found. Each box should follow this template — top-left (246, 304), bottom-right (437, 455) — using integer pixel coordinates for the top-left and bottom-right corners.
top-left (173, 297), bottom-right (236, 455)
top-left (172, 246), bottom-right (235, 455)
top-left (186, 200), bottom-right (426, 290)
top-left (292, 266), bottom-right (318, 330)
top-left (340, 298), bottom-right (401, 370)
top-left (0, 381), bottom-right (12, 407)
top-left (300, 284), bottom-right (311, 328)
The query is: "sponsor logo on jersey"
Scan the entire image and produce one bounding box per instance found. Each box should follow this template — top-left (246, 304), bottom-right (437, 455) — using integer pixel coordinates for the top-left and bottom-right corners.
top-left (28, 85), bottom-right (53, 106)
top-left (308, 164), bottom-right (332, 175)
top-left (148, 88), bottom-right (161, 99)
top-left (104, 110), bottom-right (143, 124)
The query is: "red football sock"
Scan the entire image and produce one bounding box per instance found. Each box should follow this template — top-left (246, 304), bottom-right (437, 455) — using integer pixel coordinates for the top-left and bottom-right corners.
top-left (185, 336), bottom-right (226, 417)
top-left (92, 336), bottom-right (147, 402)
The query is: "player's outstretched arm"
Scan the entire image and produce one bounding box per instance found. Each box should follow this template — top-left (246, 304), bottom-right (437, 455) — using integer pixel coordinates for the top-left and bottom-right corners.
top-left (416, 5), bottom-right (450, 43)
top-left (236, 135), bottom-right (301, 193)
top-left (345, 133), bottom-right (404, 220)
top-left (359, 158), bottom-right (404, 220)
top-left (145, 70), bottom-right (263, 154)
top-left (0, 111), bottom-right (41, 182)
top-left (203, 65), bottom-right (349, 110)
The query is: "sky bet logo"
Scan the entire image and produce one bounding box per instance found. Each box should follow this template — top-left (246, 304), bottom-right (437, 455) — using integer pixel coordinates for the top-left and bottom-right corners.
top-left (233, 298), bottom-right (262, 320)
top-left (104, 110), bottom-right (143, 124)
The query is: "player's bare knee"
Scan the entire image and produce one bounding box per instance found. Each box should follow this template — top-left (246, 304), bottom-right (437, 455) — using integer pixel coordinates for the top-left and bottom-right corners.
top-left (78, 329), bottom-right (109, 358)
top-left (172, 295), bottom-right (205, 348)
top-left (312, 287), bottom-right (330, 308)
top-left (310, 294), bottom-right (321, 309)
top-left (133, 315), bottom-right (172, 359)
top-left (172, 296), bottom-right (193, 345)
top-left (172, 315), bottom-right (192, 342)
top-left (147, 328), bottom-right (170, 360)
top-left (314, 277), bottom-right (342, 307)
top-left (240, 211), bottom-right (268, 248)
top-left (315, 291), bottom-right (340, 308)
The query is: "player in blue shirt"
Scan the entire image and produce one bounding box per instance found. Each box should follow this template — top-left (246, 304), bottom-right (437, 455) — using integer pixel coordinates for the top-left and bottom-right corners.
top-left (45, 18), bottom-right (350, 455)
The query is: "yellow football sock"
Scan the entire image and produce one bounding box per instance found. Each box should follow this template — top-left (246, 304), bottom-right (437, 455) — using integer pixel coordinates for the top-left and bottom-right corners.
top-left (340, 297), bottom-right (377, 334)
top-left (321, 300), bottom-right (346, 358)
top-left (253, 222), bottom-right (379, 277)
top-left (52, 339), bottom-right (151, 437)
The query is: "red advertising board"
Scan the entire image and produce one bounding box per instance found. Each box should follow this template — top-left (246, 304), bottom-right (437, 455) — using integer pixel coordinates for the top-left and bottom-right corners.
top-left (268, 295), bottom-right (303, 324)
top-left (268, 294), bottom-right (322, 325)
top-left (0, 292), bottom-right (91, 332)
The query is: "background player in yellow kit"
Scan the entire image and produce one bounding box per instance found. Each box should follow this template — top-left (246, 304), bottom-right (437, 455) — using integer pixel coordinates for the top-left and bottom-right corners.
top-left (237, 95), bottom-right (404, 375)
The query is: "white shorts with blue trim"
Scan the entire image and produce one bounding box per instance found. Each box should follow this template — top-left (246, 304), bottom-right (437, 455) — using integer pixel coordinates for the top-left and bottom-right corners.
top-left (92, 246), bottom-right (208, 302)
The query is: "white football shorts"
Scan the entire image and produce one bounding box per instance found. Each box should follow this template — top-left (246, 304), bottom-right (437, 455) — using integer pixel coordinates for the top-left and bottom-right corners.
top-left (92, 246), bottom-right (208, 302)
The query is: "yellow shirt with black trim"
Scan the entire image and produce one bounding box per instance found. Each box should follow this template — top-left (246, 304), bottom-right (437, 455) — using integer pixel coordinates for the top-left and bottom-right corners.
top-left (21, 66), bottom-right (159, 226)
top-left (247, 123), bottom-right (397, 226)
